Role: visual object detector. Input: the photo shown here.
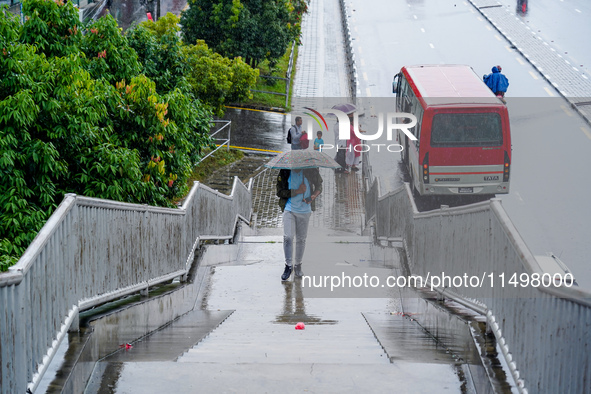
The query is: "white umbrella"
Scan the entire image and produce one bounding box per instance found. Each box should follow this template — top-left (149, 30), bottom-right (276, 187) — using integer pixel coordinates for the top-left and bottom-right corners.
top-left (265, 150), bottom-right (342, 170)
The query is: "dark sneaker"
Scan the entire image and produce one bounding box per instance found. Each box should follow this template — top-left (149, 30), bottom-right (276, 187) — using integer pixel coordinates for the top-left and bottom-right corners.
top-left (281, 265), bottom-right (293, 281)
top-left (294, 264), bottom-right (304, 278)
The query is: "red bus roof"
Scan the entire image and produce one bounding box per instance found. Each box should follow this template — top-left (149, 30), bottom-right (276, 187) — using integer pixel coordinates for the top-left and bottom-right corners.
top-left (404, 65), bottom-right (503, 106)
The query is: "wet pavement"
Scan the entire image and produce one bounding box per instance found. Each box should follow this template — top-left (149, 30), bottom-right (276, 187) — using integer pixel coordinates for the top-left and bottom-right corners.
top-left (83, 235), bottom-right (474, 393)
top-left (467, 0), bottom-right (591, 122)
top-left (220, 107), bottom-right (291, 153)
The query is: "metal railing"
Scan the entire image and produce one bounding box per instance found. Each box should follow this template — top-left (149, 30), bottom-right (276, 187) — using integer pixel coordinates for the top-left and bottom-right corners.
top-left (199, 120), bottom-right (231, 163)
top-left (365, 180), bottom-right (591, 393)
top-left (251, 41), bottom-right (297, 108)
top-left (0, 177), bottom-right (252, 393)
top-left (339, 0), bottom-right (358, 100)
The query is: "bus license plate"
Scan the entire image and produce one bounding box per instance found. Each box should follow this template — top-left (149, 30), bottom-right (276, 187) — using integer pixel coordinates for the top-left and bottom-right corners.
top-left (458, 187), bottom-right (473, 194)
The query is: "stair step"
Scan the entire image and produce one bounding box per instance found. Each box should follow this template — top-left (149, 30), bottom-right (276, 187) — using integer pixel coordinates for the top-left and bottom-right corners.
top-left (105, 362), bottom-right (463, 393)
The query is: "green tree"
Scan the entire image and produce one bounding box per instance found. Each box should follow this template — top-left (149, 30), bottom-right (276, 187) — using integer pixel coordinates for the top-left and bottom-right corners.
top-left (127, 13), bottom-right (258, 116)
top-left (126, 14), bottom-right (187, 95)
top-left (1, 6), bottom-right (66, 267)
top-left (0, 2), bottom-right (214, 270)
top-left (183, 40), bottom-right (258, 116)
top-left (181, 0), bottom-right (305, 68)
top-left (20, 0), bottom-right (81, 58)
top-left (81, 14), bottom-right (142, 85)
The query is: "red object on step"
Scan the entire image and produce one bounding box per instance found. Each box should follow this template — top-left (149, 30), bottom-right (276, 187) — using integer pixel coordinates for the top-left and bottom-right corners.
top-left (295, 322), bottom-right (305, 330)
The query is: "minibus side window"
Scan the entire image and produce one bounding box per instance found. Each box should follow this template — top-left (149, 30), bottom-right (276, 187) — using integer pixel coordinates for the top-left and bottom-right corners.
top-left (411, 96), bottom-right (423, 143)
top-left (397, 77), bottom-right (411, 112)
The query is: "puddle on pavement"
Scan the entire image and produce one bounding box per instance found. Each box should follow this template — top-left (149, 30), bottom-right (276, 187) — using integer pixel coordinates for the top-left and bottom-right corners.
top-left (400, 289), bottom-right (516, 393)
top-left (274, 281), bottom-right (338, 325)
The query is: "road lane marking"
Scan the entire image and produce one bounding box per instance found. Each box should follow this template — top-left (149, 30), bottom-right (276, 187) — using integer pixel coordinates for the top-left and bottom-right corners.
top-left (494, 34), bottom-right (502, 41)
top-left (505, 45), bottom-right (513, 52)
top-left (420, 28), bottom-right (425, 33)
top-left (225, 106), bottom-right (287, 115)
top-left (575, 9), bottom-right (582, 13)
top-left (221, 145), bottom-right (282, 153)
top-left (560, 105), bottom-right (573, 117)
top-left (516, 57), bottom-right (525, 65)
top-left (486, 25), bottom-right (492, 31)
top-left (477, 16), bottom-right (483, 22)
top-left (429, 43), bottom-right (435, 49)
top-left (366, 88), bottom-right (372, 97)
top-left (528, 71), bottom-right (539, 80)
top-left (358, 46), bottom-right (363, 54)
top-left (360, 58), bottom-right (365, 66)
top-left (543, 87), bottom-right (555, 97)
top-left (582, 127), bottom-right (591, 140)
top-left (413, 14), bottom-right (417, 19)
top-left (363, 72), bottom-right (368, 81)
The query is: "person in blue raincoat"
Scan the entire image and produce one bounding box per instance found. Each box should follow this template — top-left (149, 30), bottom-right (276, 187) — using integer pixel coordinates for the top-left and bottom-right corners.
top-left (483, 66), bottom-right (509, 97)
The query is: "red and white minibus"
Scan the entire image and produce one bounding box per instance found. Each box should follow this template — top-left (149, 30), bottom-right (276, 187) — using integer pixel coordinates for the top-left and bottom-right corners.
top-left (393, 64), bottom-right (511, 196)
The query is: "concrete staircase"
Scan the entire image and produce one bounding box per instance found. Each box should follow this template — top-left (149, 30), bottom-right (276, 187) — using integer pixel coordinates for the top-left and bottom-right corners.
top-left (89, 236), bottom-right (466, 393)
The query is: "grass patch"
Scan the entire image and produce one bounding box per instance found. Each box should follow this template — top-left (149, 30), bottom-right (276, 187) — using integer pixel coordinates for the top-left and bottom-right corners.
top-left (189, 148), bottom-right (244, 184)
top-left (240, 43), bottom-right (298, 111)
top-left (171, 147), bottom-right (244, 205)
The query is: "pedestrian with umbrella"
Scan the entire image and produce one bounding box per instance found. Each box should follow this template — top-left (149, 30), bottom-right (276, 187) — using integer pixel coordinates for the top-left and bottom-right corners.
top-left (265, 151), bottom-right (341, 280)
top-left (331, 103), bottom-right (364, 173)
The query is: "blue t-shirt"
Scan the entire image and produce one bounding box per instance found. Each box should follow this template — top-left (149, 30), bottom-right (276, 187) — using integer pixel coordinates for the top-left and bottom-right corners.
top-left (314, 138), bottom-right (324, 150)
top-left (285, 170), bottom-right (312, 213)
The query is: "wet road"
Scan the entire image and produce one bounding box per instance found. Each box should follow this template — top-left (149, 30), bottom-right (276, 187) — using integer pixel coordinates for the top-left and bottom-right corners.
top-left (348, 0), bottom-right (591, 290)
top-left (220, 107), bottom-right (292, 153)
top-left (497, 0), bottom-right (591, 79)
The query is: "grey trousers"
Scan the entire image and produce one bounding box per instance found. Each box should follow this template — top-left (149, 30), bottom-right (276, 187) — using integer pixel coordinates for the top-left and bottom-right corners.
top-left (283, 210), bottom-right (311, 267)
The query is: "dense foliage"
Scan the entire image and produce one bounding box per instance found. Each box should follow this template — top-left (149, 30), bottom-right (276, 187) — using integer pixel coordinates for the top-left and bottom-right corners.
top-left (128, 13), bottom-right (258, 115)
top-left (0, 1), bottom-right (257, 270)
top-left (181, 0), bottom-right (307, 68)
